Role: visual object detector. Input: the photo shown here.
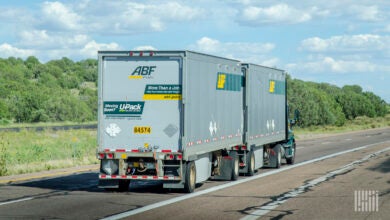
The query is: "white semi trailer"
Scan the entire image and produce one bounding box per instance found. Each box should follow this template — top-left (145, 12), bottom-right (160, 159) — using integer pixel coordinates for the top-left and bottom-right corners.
top-left (97, 50), bottom-right (296, 192)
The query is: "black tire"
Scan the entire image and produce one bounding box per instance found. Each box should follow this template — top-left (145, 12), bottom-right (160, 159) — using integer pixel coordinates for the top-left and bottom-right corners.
top-left (274, 144), bottom-right (282, 169)
top-left (229, 151), bottom-right (239, 180)
top-left (184, 161), bottom-right (196, 193)
top-left (286, 142), bottom-right (296, 165)
top-left (247, 151), bottom-right (255, 176)
top-left (118, 180), bottom-right (130, 192)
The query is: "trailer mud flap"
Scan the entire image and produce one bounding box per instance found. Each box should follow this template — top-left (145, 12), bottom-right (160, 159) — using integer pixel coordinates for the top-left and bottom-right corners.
top-left (267, 144), bottom-right (282, 168)
top-left (213, 156), bottom-right (234, 180)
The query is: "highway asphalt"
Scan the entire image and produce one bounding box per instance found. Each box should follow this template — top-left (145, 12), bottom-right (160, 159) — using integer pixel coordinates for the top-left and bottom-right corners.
top-left (0, 127), bottom-right (389, 219)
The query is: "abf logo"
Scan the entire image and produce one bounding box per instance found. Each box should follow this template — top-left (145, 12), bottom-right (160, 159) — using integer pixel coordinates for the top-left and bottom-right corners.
top-left (129, 66), bottom-right (156, 79)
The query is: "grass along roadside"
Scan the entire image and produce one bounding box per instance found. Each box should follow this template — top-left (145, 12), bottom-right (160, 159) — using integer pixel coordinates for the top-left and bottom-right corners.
top-left (294, 115), bottom-right (390, 140)
top-left (0, 128), bottom-right (98, 176)
top-left (0, 121), bottom-right (97, 128)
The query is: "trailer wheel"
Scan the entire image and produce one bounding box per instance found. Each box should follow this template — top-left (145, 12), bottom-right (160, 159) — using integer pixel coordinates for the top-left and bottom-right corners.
top-left (184, 161), bottom-right (196, 193)
top-left (247, 151), bottom-right (255, 176)
top-left (118, 180), bottom-right (130, 192)
top-left (274, 144), bottom-right (282, 169)
top-left (229, 151), bottom-right (239, 180)
top-left (286, 142), bottom-right (296, 165)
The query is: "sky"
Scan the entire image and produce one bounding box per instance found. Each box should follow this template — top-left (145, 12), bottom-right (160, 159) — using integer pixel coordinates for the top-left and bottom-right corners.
top-left (0, 0), bottom-right (389, 102)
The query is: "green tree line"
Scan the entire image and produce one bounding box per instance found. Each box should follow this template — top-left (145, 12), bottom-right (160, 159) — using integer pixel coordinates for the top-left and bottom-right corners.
top-left (287, 75), bottom-right (388, 127)
top-left (0, 56), bottom-right (387, 127)
top-left (0, 56), bottom-right (97, 123)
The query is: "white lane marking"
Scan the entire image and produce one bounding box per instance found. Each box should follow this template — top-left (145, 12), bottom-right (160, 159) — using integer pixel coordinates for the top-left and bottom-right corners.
top-left (321, 142), bottom-right (332, 145)
top-left (240, 146), bottom-right (390, 220)
top-left (0, 197), bottom-right (33, 206)
top-left (101, 140), bottom-right (390, 220)
top-left (345, 139), bottom-right (352, 141)
top-left (296, 147), bottom-right (305, 149)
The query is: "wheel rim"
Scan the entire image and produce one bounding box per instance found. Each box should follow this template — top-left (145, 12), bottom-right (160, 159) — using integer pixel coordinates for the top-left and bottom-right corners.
top-left (250, 154), bottom-right (255, 171)
top-left (234, 158), bottom-right (239, 175)
top-left (278, 149), bottom-right (281, 164)
top-left (190, 164), bottom-right (196, 188)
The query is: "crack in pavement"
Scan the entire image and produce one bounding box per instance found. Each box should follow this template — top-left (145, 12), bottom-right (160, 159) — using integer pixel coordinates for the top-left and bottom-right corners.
top-left (240, 146), bottom-right (390, 220)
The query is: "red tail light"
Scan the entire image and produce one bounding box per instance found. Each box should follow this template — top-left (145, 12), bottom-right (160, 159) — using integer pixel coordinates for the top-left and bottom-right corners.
top-left (165, 154), bottom-right (174, 160)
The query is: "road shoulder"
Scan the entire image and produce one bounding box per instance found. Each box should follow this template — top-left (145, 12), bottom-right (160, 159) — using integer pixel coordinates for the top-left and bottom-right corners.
top-left (0, 164), bottom-right (99, 184)
top-left (263, 144), bottom-right (390, 220)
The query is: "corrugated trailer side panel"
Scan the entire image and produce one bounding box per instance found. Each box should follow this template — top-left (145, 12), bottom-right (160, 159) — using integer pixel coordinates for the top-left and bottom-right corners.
top-left (182, 52), bottom-right (243, 159)
top-left (244, 63), bottom-right (286, 147)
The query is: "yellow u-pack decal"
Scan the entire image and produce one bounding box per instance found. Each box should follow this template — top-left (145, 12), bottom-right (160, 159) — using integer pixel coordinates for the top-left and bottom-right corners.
top-left (269, 80), bottom-right (275, 93)
top-left (217, 73), bottom-right (226, 89)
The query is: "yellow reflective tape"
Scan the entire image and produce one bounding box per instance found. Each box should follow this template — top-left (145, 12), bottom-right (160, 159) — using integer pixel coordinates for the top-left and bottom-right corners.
top-left (121, 154), bottom-right (127, 159)
top-left (128, 75), bottom-right (143, 79)
top-left (143, 94), bottom-right (182, 100)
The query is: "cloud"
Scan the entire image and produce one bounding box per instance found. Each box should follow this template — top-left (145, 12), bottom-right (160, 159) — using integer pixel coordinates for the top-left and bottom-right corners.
top-left (18, 30), bottom-right (89, 49)
top-left (0, 43), bottom-right (35, 58)
top-left (193, 37), bottom-right (221, 53)
top-left (192, 37), bottom-right (274, 55)
top-left (0, 7), bottom-right (36, 27)
top-left (0, 1), bottom-right (204, 37)
top-left (70, 1), bottom-right (205, 34)
top-left (157, 2), bottom-right (204, 21)
top-left (0, 32), bottom-right (119, 62)
top-left (384, 24), bottom-right (390, 32)
top-left (307, 57), bottom-right (376, 73)
top-left (32, 39), bottom-right (120, 61)
top-left (81, 41), bottom-right (120, 57)
top-left (295, 34), bottom-right (390, 74)
top-left (235, 3), bottom-right (330, 26)
top-left (40, 1), bottom-right (82, 31)
top-left (301, 34), bottom-right (390, 53)
top-left (189, 37), bottom-right (278, 66)
top-left (133, 45), bottom-right (157, 51)
top-left (233, 1), bottom-right (388, 27)
top-left (238, 4), bottom-right (311, 25)
top-left (348, 5), bottom-right (384, 22)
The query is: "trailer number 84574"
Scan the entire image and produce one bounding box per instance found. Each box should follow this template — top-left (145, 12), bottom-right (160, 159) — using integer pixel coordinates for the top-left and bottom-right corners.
top-left (134, 126), bottom-right (151, 134)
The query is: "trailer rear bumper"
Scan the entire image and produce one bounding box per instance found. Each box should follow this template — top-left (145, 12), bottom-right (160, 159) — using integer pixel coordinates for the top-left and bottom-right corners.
top-left (97, 151), bottom-right (183, 189)
top-left (99, 174), bottom-right (181, 181)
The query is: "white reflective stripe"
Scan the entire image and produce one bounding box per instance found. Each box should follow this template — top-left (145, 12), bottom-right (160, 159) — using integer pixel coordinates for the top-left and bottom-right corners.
top-left (99, 175), bottom-right (179, 180)
top-left (0, 197), bottom-right (33, 206)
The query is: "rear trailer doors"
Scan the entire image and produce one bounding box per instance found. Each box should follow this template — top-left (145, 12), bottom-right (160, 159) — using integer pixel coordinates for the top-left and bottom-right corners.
top-left (99, 54), bottom-right (182, 153)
